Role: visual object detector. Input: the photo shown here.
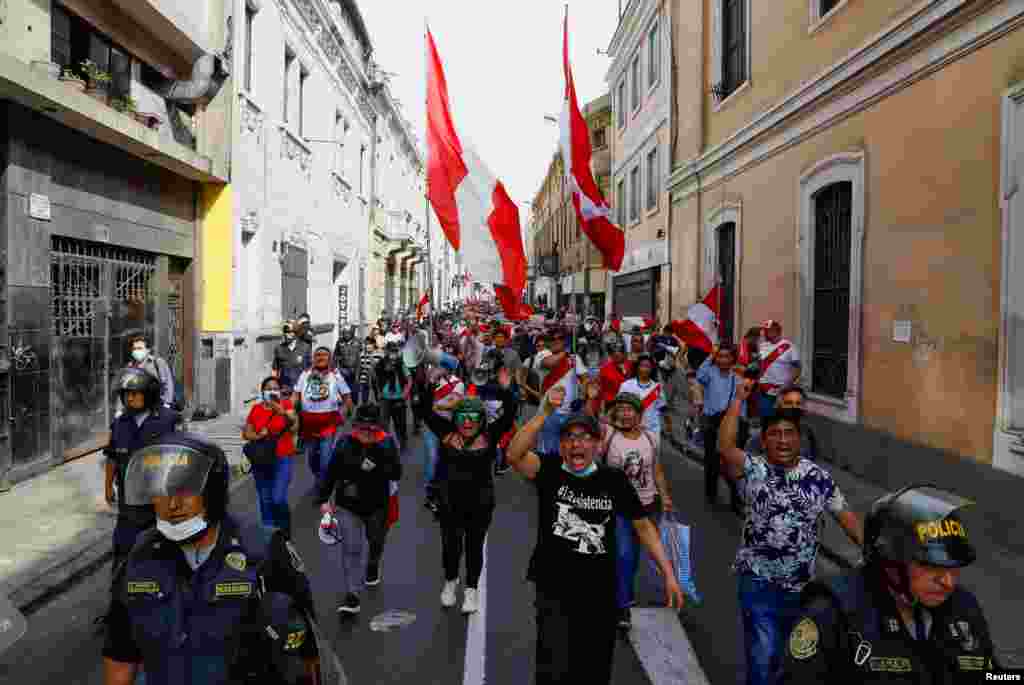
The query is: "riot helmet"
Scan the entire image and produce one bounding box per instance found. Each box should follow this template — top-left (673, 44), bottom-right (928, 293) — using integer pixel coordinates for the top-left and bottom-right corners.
top-left (341, 325), bottom-right (355, 342)
top-left (864, 485), bottom-right (976, 569)
top-left (116, 367), bottom-right (161, 413)
top-left (122, 432), bottom-right (231, 541)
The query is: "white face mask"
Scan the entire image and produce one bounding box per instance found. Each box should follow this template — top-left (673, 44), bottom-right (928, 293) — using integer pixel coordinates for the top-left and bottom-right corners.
top-left (157, 515), bottom-right (208, 542)
top-left (131, 348), bottom-right (148, 362)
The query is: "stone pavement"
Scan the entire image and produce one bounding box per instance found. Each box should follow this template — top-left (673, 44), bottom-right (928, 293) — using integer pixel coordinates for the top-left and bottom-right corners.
top-left (0, 410), bottom-right (252, 613)
top-left (677, 433), bottom-right (1024, 668)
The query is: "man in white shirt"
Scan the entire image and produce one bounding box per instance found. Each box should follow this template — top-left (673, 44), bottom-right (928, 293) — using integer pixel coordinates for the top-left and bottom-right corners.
top-left (757, 320), bottom-right (801, 420)
top-left (535, 330), bottom-right (588, 454)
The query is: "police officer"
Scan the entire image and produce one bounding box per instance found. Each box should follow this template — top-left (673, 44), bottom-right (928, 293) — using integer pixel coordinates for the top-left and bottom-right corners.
top-left (104, 368), bottom-right (180, 573)
top-left (780, 484), bottom-right (1000, 684)
top-left (333, 325), bottom-right (362, 405)
top-left (102, 432), bottom-right (343, 685)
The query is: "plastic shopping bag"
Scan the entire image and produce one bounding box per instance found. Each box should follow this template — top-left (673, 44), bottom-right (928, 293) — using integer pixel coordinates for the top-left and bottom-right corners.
top-left (650, 512), bottom-right (703, 606)
top-left (386, 480), bottom-right (400, 528)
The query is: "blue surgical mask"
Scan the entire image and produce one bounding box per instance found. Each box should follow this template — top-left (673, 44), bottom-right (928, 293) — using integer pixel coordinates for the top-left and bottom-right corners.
top-left (561, 462), bottom-right (598, 478)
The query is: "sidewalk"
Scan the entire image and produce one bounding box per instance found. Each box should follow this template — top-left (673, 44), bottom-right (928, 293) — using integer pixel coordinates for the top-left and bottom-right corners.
top-left (677, 435), bottom-right (1024, 668)
top-left (0, 412), bottom-right (251, 613)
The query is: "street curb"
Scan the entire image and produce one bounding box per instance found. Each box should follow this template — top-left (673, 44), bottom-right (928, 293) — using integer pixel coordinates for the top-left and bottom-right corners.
top-left (669, 441), bottom-right (858, 570)
top-left (12, 470), bottom-right (253, 616)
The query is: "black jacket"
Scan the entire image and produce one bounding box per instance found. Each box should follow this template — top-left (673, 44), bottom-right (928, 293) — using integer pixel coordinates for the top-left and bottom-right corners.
top-left (317, 433), bottom-right (401, 516)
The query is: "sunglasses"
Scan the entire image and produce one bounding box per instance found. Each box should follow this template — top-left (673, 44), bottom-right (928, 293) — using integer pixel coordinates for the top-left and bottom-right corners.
top-left (455, 412), bottom-right (484, 424)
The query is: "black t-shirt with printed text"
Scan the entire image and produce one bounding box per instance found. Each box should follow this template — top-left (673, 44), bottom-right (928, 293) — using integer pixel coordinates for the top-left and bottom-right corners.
top-left (527, 452), bottom-right (646, 604)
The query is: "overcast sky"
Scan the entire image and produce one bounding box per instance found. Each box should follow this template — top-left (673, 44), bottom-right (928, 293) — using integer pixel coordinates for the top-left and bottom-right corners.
top-left (358, 1), bottom-right (621, 217)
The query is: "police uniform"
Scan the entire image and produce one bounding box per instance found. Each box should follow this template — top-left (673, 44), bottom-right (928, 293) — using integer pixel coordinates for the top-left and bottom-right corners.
top-left (103, 516), bottom-right (319, 685)
top-left (780, 484), bottom-right (1000, 684)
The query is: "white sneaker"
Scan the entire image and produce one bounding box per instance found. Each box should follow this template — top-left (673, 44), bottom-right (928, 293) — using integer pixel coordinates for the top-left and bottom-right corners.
top-left (461, 588), bottom-right (479, 614)
top-left (441, 580), bottom-right (459, 608)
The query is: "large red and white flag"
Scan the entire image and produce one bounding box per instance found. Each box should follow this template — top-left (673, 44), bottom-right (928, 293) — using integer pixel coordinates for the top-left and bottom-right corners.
top-left (426, 29), bottom-right (526, 300)
top-left (671, 285), bottom-right (721, 354)
top-left (560, 13), bottom-right (625, 271)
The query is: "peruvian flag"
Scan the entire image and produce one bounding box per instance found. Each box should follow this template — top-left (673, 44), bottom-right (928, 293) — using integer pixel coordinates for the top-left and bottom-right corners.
top-left (494, 284), bottom-right (534, 320)
top-left (671, 285), bottom-right (721, 354)
top-left (560, 12), bottom-right (625, 271)
top-left (416, 291), bottom-right (430, 320)
top-left (426, 29), bottom-right (527, 301)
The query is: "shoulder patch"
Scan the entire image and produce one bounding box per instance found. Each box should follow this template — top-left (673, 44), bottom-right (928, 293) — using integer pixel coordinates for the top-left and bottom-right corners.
top-left (788, 617), bottom-right (820, 660)
top-left (284, 540), bottom-right (305, 573)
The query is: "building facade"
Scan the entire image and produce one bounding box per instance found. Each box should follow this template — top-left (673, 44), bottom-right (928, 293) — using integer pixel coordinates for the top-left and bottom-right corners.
top-left (0, 0), bottom-right (232, 486)
top-left (530, 94), bottom-right (612, 316)
top-left (667, 0), bottom-right (1024, 555)
top-left (223, 0), bottom-right (428, 412)
top-left (606, 0), bottom-right (673, 323)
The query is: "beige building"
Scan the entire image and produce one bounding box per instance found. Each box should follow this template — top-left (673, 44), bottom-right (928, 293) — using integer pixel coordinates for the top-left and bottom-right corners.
top-left (667, 0), bottom-right (1024, 550)
top-left (530, 94), bottom-right (611, 315)
top-left (606, 0), bottom-right (674, 322)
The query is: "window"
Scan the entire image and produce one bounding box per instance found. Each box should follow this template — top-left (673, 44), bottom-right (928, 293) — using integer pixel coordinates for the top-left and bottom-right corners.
top-left (722, 0), bottom-right (747, 96)
top-left (716, 222), bottom-right (736, 345)
top-left (820, 0), bottom-right (841, 16)
top-left (629, 166), bottom-right (640, 222)
top-left (647, 21), bottom-right (660, 89)
top-left (646, 148), bottom-right (658, 210)
top-left (593, 128), bottom-right (606, 149)
top-left (616, 179), bottom-right (625, 226)
top-left (811, 182), bottom-right (852, 398)
top-left (299, 68), bottom-right (309, 137)
top-left (51, 5), bottom-right (72, 69)
top-left (244, 4), bottom-right (256, 92)
top-left (630, 55), bottom-right (640, 112)
top-left (798, 151), bottom-right (865, 422)
top-left (51, 5), bottom-right (133, 99)
top-left (283, 48), bottom-right (295, 122)
top-left (617, 79), bottom-right (626, 128)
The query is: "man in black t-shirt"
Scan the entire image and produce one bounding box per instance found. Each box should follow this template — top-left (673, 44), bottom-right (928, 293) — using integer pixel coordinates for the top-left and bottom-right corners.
top-left (506, 386), bottom-right (684, 685)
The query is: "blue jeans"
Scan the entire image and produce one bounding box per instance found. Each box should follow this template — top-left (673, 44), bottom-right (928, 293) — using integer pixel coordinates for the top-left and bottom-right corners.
top-left (305, 434), bottom-right (337, 487)
top-left (538, 411), bottom-right (570, 455)
top-left (758, 394), bottom-right (776, 420)
top-left (737, 573), bottom-right (803, 685)
top-left (423, 428), bottom-right (440, 491)
top-left (615, 514), bottom-right (641, 609)
top-left (252, 457), bottom-right (293, 532)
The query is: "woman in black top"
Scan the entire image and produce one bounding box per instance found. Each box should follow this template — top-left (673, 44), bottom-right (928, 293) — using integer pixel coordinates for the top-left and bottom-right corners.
top-left (424, 368), bottom-right (517, 614)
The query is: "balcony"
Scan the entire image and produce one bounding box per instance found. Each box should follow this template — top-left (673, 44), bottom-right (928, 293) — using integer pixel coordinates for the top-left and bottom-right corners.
top-left (0, 52), bottom-right (222, 182)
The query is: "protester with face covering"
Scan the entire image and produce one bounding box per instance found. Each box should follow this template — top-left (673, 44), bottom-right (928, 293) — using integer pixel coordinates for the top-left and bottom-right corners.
top-left (120, 335), bottom-right (175, 412)
top-left (375, 342), bottom-right (410, 447)
top-left (424, 369), bottom-right (518, 615)
top-left (294, 346), bottom-right (352, 490)
top-left (504, 386), bottom-right (683, 685)
top-left (273, 322), bottom-right (312, 393)
top-left (242, 376), bottom-right (297, 532)
top-left (597, 392), bottom-right (675, 629)
top-left (318, 404), bottom-right (402, 616)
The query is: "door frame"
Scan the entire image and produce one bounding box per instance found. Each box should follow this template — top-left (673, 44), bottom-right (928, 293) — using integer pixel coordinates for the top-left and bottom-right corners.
top-left (993, 81), bottom-right (1024, 477)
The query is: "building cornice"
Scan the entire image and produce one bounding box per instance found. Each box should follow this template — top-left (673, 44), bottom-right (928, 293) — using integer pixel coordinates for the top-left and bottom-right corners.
top-left (606, 0), bottom-right (660, 83)
top-left (667, 0), bottom-right (997, 200)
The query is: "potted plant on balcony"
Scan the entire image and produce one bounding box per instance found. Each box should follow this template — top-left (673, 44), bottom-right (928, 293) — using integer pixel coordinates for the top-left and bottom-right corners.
top-left (111, 96), bottom-right (141, 120)
top-left (58, 68), bottom-right (86, 93)
top-left (79, 60), bottom-right (111, 104)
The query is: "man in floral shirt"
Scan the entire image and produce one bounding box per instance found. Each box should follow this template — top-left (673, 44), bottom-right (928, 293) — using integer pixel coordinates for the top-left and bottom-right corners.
top-left (718, 379), bottom-right (862, 685)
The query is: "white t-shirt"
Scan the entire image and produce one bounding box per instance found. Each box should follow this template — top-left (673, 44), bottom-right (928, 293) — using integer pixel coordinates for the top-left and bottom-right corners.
top-left (758, 339), bottom-right (801, 390)
top-left (534, 350), bottom-right (587, 414)
top-left (618, 378), bottom-right (666, 435)
top-left (295, 369), bottom-right (351, 413)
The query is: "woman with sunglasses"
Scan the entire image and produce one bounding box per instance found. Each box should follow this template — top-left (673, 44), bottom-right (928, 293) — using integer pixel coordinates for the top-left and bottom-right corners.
top-left (424, 367), bottom-right (518, 614)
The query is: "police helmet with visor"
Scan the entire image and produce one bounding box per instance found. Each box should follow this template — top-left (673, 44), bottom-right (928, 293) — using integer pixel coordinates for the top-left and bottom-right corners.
top-left (116, 367), bottom-right (161, 410)
top-left (864, 484), bottom-right (976, 568)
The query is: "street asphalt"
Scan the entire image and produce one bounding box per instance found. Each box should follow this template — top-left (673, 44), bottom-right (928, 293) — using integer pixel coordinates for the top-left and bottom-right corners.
top-left (0, 420), bottom-right (840, 685)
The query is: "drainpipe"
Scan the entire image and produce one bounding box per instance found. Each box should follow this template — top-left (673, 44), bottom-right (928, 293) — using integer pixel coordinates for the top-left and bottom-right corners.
top-left (158, 54), bottom-right (229, 104)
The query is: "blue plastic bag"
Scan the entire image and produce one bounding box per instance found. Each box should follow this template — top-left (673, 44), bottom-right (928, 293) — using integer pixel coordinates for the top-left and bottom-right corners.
top-left (650, 512), bottom-right (703, 606)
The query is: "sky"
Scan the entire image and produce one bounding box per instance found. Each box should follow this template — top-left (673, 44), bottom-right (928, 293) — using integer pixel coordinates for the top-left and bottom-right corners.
top-left (358, 1), bottom-right (621, 218)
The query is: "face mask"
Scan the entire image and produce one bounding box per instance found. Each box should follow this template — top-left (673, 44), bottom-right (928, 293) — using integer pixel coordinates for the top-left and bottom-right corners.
top-left (131, 349), bottom-right (148, 362)
top-left (157, 514), bottom-right (208, 542)
top-left (561, 461), bottom-right (598, 478)
top-left (263, 390), bottom-right (280, 402)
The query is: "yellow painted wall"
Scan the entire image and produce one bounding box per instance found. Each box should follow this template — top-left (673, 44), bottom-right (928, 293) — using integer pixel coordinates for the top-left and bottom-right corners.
top-left (200, 183), bottom-right (233, 332)
top-left (703, 0), bottom-right (918, 152)
top-left (691, 27), bottom-right (1023, 464)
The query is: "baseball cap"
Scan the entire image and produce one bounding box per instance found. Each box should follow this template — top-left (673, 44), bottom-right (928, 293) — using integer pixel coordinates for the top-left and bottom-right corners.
top-left (559, 413), bottom-right (600, 438)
